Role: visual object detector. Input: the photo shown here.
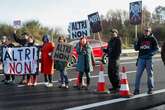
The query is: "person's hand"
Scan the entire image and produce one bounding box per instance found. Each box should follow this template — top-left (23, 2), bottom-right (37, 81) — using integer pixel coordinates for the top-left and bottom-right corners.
top-left (14, 29), bottom-right (16, 34)
top-left (92, 62), bottom-right (96, 67)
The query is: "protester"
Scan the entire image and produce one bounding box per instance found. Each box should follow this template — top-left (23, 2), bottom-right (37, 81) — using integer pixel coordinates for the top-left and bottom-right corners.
top-left (54, 36), bottom-right (69, 88)
top-left (76, 37), bottom-right (95, 90)
top-left (13, 30), bottom-right (35, 85)
top-left (41, 35), bottom-right (54, 87)
top-left (161, 41), bottom-right (165, 65)
top-left (26, 35), bottom-right (38, 86)
top-left (0, 36), bottom-right (15, 84)
top-left (134, 27), bottom-right (159, 95)
top-left (103, 28), bottom-right (121, 93)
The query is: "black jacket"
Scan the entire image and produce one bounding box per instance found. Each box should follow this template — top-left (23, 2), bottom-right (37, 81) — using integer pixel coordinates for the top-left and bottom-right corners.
top-left (104, 36), bottom-right (121, 60)
top-left (13, 33), bottom-right (35, 46)
top-left (161, 41), bottom-right (165, 65)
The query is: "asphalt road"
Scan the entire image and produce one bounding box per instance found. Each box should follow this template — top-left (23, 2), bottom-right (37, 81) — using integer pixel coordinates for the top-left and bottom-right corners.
top-left (0, 55), bottom-right (165, 110)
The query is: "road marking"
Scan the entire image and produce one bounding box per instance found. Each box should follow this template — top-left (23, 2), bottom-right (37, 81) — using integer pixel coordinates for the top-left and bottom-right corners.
top-left (65, 89), bottom-right (165, 110)
top-left (17, 71), bottom-right (136, 87)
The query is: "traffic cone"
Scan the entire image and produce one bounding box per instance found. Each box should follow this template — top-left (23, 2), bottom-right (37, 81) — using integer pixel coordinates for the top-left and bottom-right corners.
top-left (97, 63), bottom-right (106, 92)
top-left (119, 66), bottom-right (133, 97)
top-left (73, 73), bottom-right (85, 88)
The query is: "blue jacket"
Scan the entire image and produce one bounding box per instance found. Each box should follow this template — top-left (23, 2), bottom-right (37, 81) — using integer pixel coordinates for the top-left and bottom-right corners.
top-left (76, 43), bottom-right (95, 73)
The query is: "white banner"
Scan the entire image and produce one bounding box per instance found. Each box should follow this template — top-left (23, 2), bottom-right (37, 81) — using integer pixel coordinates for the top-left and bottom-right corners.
top-left (68, 20), bottom-right (90, 40)
top-left (2, 46), bottom-right (39, 75)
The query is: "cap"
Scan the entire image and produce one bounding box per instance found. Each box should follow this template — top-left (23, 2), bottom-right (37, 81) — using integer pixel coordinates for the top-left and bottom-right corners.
top-left (111, 28), bottom-right (118, 34)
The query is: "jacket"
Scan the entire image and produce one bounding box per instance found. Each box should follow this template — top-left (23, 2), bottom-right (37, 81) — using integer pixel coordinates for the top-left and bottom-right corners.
top-left (161, 41), bottom-right (165, 65)
top-left (41, 42), bottom-right (54, 75)
top-left (104, 36), bottom-right (121, 60)
top-left (134, 34), bottom-right (159, 59)
top-left (76, 42), bottom-right (95, 73)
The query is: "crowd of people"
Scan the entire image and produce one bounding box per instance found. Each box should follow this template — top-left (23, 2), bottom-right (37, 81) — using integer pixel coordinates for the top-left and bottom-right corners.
top-left (0, 27), bottom-right (165, 94)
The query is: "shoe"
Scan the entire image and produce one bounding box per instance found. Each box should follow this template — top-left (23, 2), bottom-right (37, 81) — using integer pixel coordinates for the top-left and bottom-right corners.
top-left (19, 79), bottom-right (27, 84)
top-left (147, 89), bottom-right (153, 94)
top-left (46, 83), bottom-right (53, 87)
top-left (4, 80), bottom-right (10, 85)
top-left (133, 90), bottom-right (140, 95)
top-left (44, 82), bottom-right (49, 86)
top-left (1, 79), bottom-right (5, 82)
top-left (61, 84), bottom-right (65, 88)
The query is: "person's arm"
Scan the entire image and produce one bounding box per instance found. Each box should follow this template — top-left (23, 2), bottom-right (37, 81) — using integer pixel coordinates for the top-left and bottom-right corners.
top-left (161, 42), bottom-right (165, 65)
top-left (150, 36), bottom-right (159, 55)
top-left (114, 38), bottom-right (121, 59)
top-left (134, 38), bottom-right (140, 51)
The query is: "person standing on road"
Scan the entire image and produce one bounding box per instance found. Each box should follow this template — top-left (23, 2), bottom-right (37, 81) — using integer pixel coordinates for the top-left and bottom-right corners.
top-left (0, 36), bottom-right (15, 84)
top-left (41, 34), bottom-right (54, 87)
top-left (134, 27), bottom-right (159, 95)
top-left (103, 28), bottom-right (122, 93)
top-left (161, 41), bottom-right (165, 65)
top-left (13, 30), bottom-right (35, 85)
top-left (54, 36), bottom-right (69, 89)
top-left (76, 37), bottom-right (95, 90)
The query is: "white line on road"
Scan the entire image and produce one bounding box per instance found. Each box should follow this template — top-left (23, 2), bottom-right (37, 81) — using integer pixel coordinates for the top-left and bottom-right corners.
top-left (17, 70), bottom-right (136, 87)
top-left (65, 89), bottom-right (165, 110)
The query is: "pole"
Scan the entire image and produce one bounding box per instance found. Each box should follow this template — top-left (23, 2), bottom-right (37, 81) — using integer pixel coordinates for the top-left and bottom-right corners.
top-left (135, 25), bottom-right (138, 39)
top-left (98, 32), bottom-right (103, 47)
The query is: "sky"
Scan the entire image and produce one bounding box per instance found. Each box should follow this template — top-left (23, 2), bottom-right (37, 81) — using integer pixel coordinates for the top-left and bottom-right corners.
top-left (0, 0), bottom-right (165, 34)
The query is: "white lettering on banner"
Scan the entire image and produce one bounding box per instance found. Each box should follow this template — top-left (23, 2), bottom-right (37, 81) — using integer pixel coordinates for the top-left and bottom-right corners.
top-left (2, 47), bottom-right (39, 75)
top-left (68, 20), bottom-right (90, 40)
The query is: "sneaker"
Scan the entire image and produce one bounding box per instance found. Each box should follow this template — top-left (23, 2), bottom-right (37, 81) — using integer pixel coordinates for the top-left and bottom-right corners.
top-left (46, 83), bottom-right (53, 87)
top-left (147, 89), bottom-right (153, 94)
top-left (44, 82), bottom-right (49, 86)
top-left (61, 84), bottom-right (65, 88)
top-left (133, 90), bottom-right (140, 95)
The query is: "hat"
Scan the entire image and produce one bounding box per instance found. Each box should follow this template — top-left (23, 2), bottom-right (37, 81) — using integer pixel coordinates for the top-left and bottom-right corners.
top-left (42, 34), bottom-right (50, 42)
top-left (111, 28), bottom-right (118, 34)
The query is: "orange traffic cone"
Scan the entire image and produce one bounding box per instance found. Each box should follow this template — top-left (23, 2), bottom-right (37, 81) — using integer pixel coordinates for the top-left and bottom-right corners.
top-left (73, 73), bottom-right (85, 88)
top-left (119, 66), bottom-right (133, 97)
top-left (97, 63), bottom-right (106, 92)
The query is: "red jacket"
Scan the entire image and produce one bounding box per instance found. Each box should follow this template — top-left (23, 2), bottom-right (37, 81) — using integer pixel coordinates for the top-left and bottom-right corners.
top-left (41, 42), bottom-right (54, 75)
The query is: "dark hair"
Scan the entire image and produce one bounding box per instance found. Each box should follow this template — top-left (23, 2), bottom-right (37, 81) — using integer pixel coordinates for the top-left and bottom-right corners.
top-left (58, 36), bottom-right (66, 42)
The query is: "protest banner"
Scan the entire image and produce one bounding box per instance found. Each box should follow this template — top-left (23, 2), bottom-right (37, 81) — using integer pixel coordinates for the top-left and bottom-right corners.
top-left (68, 20), bottom-right (90, 40)
top-left (88, 12), bottom-right (102, 33)
top-left (129, 1), bottom-right (142, 25)
top-left (130, 1), bottom-right (142, 39)
top-left (52, 43), bottom-right (73, 62)
top-left (13, 20), bottom-right (21, 29)
top-left (2, 46), bottom-right (39, 75)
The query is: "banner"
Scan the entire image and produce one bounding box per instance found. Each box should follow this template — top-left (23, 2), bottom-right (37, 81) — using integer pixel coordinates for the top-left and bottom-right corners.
top-left (52, 43), bottom-right (73, 62)
top-left (68, 20), bottom-right (90, 40)
top-left (88, 12), bottom-right (102, 33)
top-left (2, 46), bottom-right (39, 75)
top-left (13, 20), bottom-right (21, 28)
top-left (130, 1), bottom-right (142, 25)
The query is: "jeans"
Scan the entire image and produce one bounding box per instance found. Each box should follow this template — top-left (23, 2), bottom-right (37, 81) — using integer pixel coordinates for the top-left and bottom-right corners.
top-left (135, 58), bottom-right (154, 91)
top-left (59, 70), bottom-right (69, 85)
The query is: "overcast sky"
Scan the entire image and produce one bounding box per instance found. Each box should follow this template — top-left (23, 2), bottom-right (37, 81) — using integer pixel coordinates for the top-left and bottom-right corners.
top-left (0, 0), bottom-right (164, 33)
